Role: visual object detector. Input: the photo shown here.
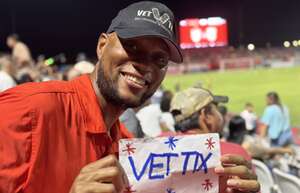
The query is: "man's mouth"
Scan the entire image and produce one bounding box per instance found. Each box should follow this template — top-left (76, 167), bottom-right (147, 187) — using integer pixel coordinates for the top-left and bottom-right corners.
top-left (120, 72), bottom-right (149, 88)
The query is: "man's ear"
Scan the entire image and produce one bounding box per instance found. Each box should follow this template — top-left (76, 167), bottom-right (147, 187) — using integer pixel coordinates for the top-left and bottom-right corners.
top-left (198, 109), bottom-right (210, 133)
top-left (96, 33), bottom-right (109, 60)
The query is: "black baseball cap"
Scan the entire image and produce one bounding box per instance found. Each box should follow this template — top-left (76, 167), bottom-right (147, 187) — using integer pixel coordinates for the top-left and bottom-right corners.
top-left (107, 1), bottom-right (183, 63)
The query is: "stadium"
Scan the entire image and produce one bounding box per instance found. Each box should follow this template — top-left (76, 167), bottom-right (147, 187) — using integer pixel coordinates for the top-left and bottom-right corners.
top-left (1, 0), bottom-right (300, 193)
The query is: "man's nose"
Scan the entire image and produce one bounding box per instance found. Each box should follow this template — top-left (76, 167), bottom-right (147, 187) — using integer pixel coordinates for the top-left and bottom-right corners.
top-left (132, 61), bottom-right (152, 74)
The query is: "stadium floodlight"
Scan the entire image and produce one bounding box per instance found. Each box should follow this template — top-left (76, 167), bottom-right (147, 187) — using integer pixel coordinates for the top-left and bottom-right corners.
top-left (292, 40), bottom-right (298, 47)
top-left (298, 40), bottom-right (300, 45)
top-left (247, 44), bottom-right (255, 51)
top-left (283, 41), bottom-right (291, 48)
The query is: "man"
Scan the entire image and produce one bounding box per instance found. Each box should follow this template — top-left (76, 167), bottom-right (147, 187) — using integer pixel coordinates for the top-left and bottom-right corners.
top-left (6, 34), bottom-right (32, 67)
top-left (0, 2), bottom-right (258, 193)
top-left (1, 2), bottom-right (181, 193)
top-left (170, 86), bottom-right (260, 193)
top-left (0, 55), bottom-right (17, 92)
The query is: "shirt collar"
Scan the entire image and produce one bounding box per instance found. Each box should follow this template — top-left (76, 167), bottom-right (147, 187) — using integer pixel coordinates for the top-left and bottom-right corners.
top-left (71, 75), bottom-right (121, 134)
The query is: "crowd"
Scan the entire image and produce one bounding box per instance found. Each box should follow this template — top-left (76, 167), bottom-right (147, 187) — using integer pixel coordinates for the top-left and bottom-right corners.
top-left (1, 31), bottom-right (300, 193)
top-left (167, 46), bottom-right (300, 74)
top-left (1, 32), bottom-right (300, 193)
top-left (0, 1), bottom-right (299, 193)
top-left (0, 34), bottom-right (97, 93)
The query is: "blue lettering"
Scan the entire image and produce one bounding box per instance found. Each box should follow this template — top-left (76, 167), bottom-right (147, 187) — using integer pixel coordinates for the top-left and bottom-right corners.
top-left (128, 155), bottom-right (151, 181)
top-left (181, 151), bottom-right (199, 175)
top-left (196, 152), bottom-right (213, 173)
top-left (149, 153), bottom-right (165, 180)
top-left (193, 153), bottom-right (199, 173)
top-left (164, 153), bottom-right (179, 176)
top-left (128, 151), bottom-right (213, 181)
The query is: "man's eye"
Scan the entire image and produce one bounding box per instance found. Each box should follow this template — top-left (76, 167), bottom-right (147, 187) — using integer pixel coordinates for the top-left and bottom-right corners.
top-left (155, 57), bottom-right (169, 69)
top-left (123, 42), bottom-right (138, 53)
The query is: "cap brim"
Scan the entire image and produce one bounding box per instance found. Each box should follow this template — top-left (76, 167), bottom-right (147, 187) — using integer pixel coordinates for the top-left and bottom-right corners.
top-left (114, 29), bottom-right (183, 63)
top-left (213, 95), bottom-right (229, 104)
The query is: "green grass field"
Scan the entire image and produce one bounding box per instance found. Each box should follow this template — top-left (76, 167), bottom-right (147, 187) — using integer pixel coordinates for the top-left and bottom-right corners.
top-left (163, 66), bottom-right (300, 127)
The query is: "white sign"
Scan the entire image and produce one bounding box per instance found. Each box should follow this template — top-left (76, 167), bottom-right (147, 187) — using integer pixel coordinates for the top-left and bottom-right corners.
top-left (119, 134), bottom-right (221, 193)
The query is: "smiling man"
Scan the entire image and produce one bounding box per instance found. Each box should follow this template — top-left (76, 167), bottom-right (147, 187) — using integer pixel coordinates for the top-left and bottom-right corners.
top-left (0, 2), bottom-right (259, 193)
top-left (0, 2), bottom-right (181, 193)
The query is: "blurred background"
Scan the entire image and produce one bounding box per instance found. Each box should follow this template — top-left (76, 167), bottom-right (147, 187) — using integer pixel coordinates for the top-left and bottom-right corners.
top-left (1, 0), bottom-right (299, 125)
top-left (1, 0), bottom-right (300, 191)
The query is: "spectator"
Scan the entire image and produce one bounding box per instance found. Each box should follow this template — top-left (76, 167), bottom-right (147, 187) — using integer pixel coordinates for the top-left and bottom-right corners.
top-left (240, 102), bottom-right (257, 135)
top-left (170, 86), bottom-right (260, 193)
top-left (136, 99), bottom-right (162, 137)
top-left (258, 91), bottom-right (293, 146)
top-left (120, 108), bottom-right (144, 138)
top-left (228, 115), bottom-right (294, 163)
top-left (67, 61), bottom-right (95, 80)
top-left (227, 115), bottom-right (247, 144)
top-left (0, 55), bottom-right (17, 92)
top-left (150, 85), bottom-right (164, 104)
top-left (159, 90), bottom-right (175, 133)
top-left (6, 34), bottom-right (32, 67)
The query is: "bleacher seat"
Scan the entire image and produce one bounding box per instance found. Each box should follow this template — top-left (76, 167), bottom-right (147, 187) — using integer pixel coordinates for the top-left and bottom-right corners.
top-left (273, 168), bottom-right (300, 193)
top-left (252, 159), bottom-right (281, 193)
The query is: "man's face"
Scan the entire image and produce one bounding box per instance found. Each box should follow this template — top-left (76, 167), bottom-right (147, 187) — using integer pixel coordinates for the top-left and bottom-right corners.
top-left (96, 32), bottom-right (170, 108)
top-left (201, 104), bottom-right (224, 133)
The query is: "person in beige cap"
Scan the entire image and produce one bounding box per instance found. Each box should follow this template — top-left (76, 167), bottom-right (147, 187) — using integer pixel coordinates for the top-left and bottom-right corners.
top-left (171, 86), bottom-right (228, 134)
top-left (170, 86), bottom-right (260, 193)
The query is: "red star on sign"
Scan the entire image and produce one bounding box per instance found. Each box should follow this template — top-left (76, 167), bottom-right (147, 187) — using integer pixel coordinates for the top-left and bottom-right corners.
top-left (124, 185), bottom-right (137, 193)
top-left (205, 137), bottom-right (216, 150)
top-left (202, 179), bottom-right (213, 191)
top-left (122, 143), bottom-right (136, 155)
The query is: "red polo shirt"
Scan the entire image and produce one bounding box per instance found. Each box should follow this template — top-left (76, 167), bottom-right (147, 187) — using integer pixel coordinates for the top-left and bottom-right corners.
top-left (0, 75), bottom-right (132, 193)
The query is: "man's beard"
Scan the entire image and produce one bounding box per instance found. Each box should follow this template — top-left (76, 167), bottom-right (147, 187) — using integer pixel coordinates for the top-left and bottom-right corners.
top-left (96, 62), bottom-right (153, 108)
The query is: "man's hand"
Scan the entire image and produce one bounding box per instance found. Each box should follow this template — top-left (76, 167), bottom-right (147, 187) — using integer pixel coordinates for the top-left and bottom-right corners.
top-left (215, 154), bottom-right (260, 193)
top-left (69, 155), bottom-right (128, 193)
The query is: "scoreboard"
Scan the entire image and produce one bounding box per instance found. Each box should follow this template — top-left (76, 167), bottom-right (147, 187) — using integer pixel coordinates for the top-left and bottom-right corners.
top-left (179, 17), bottom-right (228, 49)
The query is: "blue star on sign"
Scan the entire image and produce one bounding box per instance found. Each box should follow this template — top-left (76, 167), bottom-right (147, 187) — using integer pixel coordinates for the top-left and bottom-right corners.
top-left (164, 136), bottom-right (179, 150)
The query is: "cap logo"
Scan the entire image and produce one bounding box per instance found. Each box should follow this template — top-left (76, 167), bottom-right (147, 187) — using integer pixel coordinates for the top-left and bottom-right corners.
top-left (152, 8), bottom-right (170, 25)
top-left (136, 8), bottom-right (173, 35)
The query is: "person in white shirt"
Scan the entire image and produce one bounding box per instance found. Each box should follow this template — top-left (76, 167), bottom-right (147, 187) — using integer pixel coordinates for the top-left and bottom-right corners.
top-left (136, 102), bottom-right (162, 137)
top-left (0, 56), bottom-right (16, 92)
top-left (240, 102), bottom-right (257, 134)
top-left (159, 90), bottom-right (175, 132)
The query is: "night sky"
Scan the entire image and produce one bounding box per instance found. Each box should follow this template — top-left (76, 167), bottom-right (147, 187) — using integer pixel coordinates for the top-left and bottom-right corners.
top-left (1, 0), bottom-right (300, 59)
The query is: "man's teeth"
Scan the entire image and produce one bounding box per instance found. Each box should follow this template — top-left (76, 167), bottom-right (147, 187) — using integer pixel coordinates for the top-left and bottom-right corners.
top-left (124, 74), bottom-right (146, 85)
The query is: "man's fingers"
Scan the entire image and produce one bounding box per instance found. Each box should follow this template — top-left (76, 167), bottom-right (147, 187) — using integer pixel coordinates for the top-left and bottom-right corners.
top-left (215, 166), bottom-right (257, 180)
top-left (81, 155), bottom-right (119, 173)
top-left (78, 166), bottom-right (120, 182)
top-left (72, 182), bottom-right (117, 193)
top-left (227, 179), bottom-right (260, 192)
top-left (221, 154), bottom-right (252, 169)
